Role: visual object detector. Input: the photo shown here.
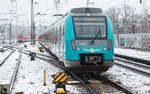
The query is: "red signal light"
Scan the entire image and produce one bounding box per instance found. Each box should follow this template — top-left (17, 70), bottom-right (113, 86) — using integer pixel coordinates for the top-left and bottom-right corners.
top-left (71, 40), bottom-right (75, 50)
top-left (109, 40), bottom-right (111, 50)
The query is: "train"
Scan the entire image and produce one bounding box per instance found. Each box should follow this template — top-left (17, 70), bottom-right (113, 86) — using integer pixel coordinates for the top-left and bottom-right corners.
top-left (17, 33), bottom-right (31, 43)
top-left (17, 33), bottom-right (24, 43)
top-left (39, 7), bottom-right (114, 72)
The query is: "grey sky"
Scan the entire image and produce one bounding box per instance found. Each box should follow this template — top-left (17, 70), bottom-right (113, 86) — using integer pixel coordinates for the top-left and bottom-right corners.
top-left (0, 0), bottom-right (150, 26)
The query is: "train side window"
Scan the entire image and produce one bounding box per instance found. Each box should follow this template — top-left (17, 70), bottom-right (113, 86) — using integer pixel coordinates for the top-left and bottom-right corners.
top-left (59, 25), bottom-right (61, 43)
top-left (57, 26), bottom-right (59, 42)
top-left (52, 28), bottom-right (54, 42)
top-left (56, 27), bottom-right (59, 42)
top-left (55, 27), bottom-right (56, 42)
top-left (63, 25), bottom-right (64, 35)
top-left (50, 31), bottom-right (52, 42)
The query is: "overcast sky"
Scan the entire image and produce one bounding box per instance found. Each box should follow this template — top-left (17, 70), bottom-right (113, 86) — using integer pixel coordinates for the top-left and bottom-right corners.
top-left (0, 0), bottom-right (150, 26)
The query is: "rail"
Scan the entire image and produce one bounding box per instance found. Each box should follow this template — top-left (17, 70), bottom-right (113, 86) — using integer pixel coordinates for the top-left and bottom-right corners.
top-left (9, 50), bottom-right (22, 93)
top-left (115, 57), bottom-right (150, 76)
top-left (115, 54), bottom-right (150, 66)
top-left (0, 50), bottom-right (15, 66)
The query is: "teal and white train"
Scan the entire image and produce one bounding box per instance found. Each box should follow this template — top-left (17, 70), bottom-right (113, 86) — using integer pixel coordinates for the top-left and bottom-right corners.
top-left (39, 8), bottom-right (114, 72)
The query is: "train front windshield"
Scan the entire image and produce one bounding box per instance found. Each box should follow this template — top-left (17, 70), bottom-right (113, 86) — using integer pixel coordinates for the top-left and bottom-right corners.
top-left (18, 34), bottom-right (23, 38)
top-left (73, 16), bottom-right (107, 40)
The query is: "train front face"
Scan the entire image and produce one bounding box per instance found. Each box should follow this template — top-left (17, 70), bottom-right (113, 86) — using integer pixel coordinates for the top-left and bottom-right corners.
top-left (64, 13), bottom-right (114, 72)
top-left (17, 34), bottom-right (24, 43)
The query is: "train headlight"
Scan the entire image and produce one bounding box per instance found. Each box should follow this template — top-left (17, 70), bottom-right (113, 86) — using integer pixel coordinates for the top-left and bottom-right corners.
top-left (104, 48), bottom-right (107, 50)
top-left (77, 48), bottom-right (80, 51)
top-left (71, 40), bottom-right (75, 50)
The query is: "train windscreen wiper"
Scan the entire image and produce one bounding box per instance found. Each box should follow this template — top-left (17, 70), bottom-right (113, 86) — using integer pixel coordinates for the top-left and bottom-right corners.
top-left (90, 26), bottom-right (101, 44)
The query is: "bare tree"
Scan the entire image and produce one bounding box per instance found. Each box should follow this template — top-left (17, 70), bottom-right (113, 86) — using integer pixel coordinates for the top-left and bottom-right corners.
top-left (106, 7), bottom-right (121, 47)
top-left (106, 7), bottom-right (121, 34)
top-left (120, 3), bottom-right (135, 33)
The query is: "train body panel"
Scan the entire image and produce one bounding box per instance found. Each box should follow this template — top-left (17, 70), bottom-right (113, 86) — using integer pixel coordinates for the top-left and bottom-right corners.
top-left (40, 8), bottom-right (114, 72)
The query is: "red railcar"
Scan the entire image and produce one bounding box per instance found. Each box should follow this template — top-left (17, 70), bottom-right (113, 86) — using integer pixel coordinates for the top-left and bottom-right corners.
top-left (17, 34), bottom-right (24, 43)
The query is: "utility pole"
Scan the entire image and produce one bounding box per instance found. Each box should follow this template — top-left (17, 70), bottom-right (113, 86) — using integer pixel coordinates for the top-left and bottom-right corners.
top-left (31, 0), bottom-right (35, 45)
top-left (54, 0), bottom-right (61, 19)
top-left (10, 21), bottom-right (12, 44)
top-left (16, 0), bottom-right (18, 42)
top-left (1, 26), bottom-right (5, 44)
top-left (86, 0), bottom-right (89, 8)
top-left (86, 0), bottom-right (94, 8)
top-left (10, 0), bottom-right (17, 44)
top-left (8, 10), bottom-right (14, 44)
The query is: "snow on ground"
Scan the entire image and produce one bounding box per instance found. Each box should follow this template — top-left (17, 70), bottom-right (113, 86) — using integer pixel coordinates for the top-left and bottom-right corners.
top-left (115, 48), bottom-right (150, 61)
top-left (106, 65), bottom-right (150, 94)
top-left (0, 49), bottom-right (12, 63)
top-left (10, 43), bottom-right (150, 94)
top-left (17, 42), bottom-right (49, 56)
top-left (0, 51), bottom-right (19, 85)
top-left (12, 53), bottom-right (60, 94)
top-left (113, 48), bottom-right (150, 93)
top-left (12, 42), bottom-right (82, 94)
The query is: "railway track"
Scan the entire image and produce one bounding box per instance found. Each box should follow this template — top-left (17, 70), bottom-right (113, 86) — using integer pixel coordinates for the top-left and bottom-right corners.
top-left (13, 45), bottom-right (58, 61)
top-left (12, 43), bottom-right (134, 94)
top-left (21, 49), bottom-right (99, 94)
top-left (115, 57), bottom-right (150, 76)
top-left (0, 50), bottom-right (15, 66)
top-left (1, 43), bottom-right (17, 51)
top-left (115, 54), bottom-right (150, 66)
top-left (39, 43), bottom-right (134, 94)
top-left (9, 50), bottom-right (22, 93)
top-left (94, 73), bottom-right (133, 94)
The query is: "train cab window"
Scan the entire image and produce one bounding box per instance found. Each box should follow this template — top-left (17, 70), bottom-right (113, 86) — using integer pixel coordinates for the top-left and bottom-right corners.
top-left (18, 34), bottom-right (23, 38)
top-left (73, 16), bottom-right (107, 40)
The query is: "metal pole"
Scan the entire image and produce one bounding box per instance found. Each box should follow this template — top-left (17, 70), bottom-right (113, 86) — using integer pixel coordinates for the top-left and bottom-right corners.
top-left (33, 20), bottom-right (35, 44)
top-left (16, 0), bottom-right (18, 42)
top-left (10, 21), bottom-right (12, 44)
top-left (2, 26), bottom-right (5, 44)
top-left (31, 0), bottom-right (33, 44)
top-left (86, 0), bottom-right (89, 8)
top-left (4, 26), bottom-right (5, 44)
top-left (116, 24), bottom-right (120, 48)
top-left (31, 0), bottom-right (35, 45)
